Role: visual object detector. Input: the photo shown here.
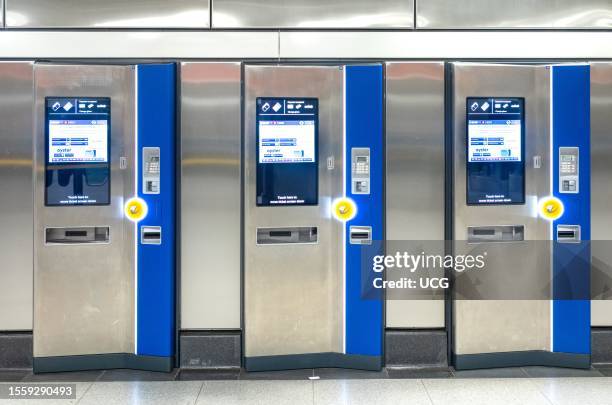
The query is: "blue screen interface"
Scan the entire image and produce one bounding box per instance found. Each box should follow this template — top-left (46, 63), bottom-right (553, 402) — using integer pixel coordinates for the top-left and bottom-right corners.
top-left (256, 98), bottom-right (318, 206)
top-left (45, 97), bottom-right (111, 206)
top-left (466, 97), bottom-right (525, 205)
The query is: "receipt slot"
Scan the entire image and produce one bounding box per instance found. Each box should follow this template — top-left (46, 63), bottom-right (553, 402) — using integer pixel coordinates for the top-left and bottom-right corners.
top-left (33, 63), bottom-right (176, 373)
top-left (452, 63), bottom-right (591, 370)
top-left (244, 65), bottom-right (383, 371)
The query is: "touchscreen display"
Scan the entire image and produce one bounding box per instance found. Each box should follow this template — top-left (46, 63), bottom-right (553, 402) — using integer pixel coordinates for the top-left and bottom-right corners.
top-left (256, 98), bottom-right (318, 206)
top-left (48, 119), bottom-right (108, 163)
top-left (45, 97), bottom-right (111, 206)
top-left (466, 97), bottom-right (525, 205)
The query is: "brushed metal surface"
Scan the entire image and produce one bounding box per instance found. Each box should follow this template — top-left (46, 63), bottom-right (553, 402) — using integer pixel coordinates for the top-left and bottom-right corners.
top-left (0, 32), bottom-right (279, 59)
top-left (278, 32), bottom-right (612, 59)
top-left (6, 0), bottom-right (209, 28)
top-left (2, 31), bottom-right (612, 59)
top-left (180, 62), bottom-right (242, 330)
top-left (244, 65), bottom-right (344, 357)
top-left (591, 62), bottom-right (612, 327)
top-left (213, 0), bottom-right (413, 28)
top-left (452, 63), bottom-right (552, 355)
top-left (33, 64), bottom-right (136, 357)
top-left (417, 0), bottom-right (612, 29)
top-left (0, 62), bottom-right (34, 331)
top-left (385, 62), bottom-right (446, 329)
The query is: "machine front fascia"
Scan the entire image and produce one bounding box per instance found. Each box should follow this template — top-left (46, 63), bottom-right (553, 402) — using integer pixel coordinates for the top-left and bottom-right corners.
top-left (33, 63), bottom-right (176, 373)
top-left (244, 64), bottom-right (383, 371)
top-left (451, 63), bottom-right (591, 370)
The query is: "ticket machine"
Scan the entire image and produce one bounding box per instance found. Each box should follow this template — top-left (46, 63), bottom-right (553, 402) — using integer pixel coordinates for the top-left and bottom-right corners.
top-left (452, 63), bottom-right (591, 369)
top-left (243, 65), bottom-right (383, 371)
top-left (33, 63), bottom-right (176, 372)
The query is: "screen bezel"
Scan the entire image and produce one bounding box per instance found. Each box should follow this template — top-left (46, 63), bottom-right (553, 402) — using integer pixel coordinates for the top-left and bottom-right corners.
top-left (44, 96), bottom-right (111, 207)
top-left (465, 97), bottom-right (526, 206)
top-left (255, 97), bottom-right (319, 207)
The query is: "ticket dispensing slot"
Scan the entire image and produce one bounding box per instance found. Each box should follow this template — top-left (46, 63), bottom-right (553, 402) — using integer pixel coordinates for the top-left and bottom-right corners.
top-left (45, 227), bottom-right (110, 244)
top-left (468, 225), bottom-right (524, 243)
top-left (141, 226), bottom-right (162, 245)
top-left (350, 226), bottom-right (372, 245)
top-left (557, 225), bottom-right (581, 243)
top-left (143, 147), bottom-right (160, 195)
top-left (256, 227), bottom-right (318, 245)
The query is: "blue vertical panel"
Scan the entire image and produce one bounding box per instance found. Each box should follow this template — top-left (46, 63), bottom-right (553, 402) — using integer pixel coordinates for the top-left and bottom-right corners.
top-left (552, 65), bottom-right (590, 355)
top-left (136, 64), bottom-right (176, 357)
top-left (345, 65), bottom-right (384, 357)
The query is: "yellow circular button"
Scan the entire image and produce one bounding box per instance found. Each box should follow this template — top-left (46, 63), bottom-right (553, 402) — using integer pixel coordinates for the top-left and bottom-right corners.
top-left (332, 197), bottom-right (357, 222)
top-left (539, 196), bottom-right (564, 221)
top-left (124, 197), bottom-right (148, 222)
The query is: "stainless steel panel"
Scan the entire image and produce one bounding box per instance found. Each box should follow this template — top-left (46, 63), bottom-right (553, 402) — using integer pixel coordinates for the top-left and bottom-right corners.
top-left (453, 63), bottom-right (551, 355)
top-left (417, 0), bottom-right (612, 29)
top-left (244, 65), bottom-right (343, 357)
top-left (213, 0), bottom-right (413, 28)
top-left (591, 62), bottom-right (612, 326)
top-left (1, 0), bottom-right (4, 27)
top-left (34, 64), bottom-right (136, 357)
top-left (279, 32), bottom-right (612, 59)
top-left (385, 62), bottom-right (446, 329)
top-left (0, 62), bottom-right (34, 331)
top-left (0, 32), bottom-right (279, 59)
top-left (180, 62), bottom-right (241, 330)
top-left (7, 0), bottom-right (209, 28)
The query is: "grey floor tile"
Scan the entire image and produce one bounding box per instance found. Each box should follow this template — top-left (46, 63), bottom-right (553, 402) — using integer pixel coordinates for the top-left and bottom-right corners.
top-left (240, 368), bottom-right (314, 380)
top-left (179, 369), bottom-right (240, 381)
top-left (0, 369), bottom-right (29, 382)
top-left (314, 379), bottom-right (432, 405)
top-left (523, 366), bottom-right (604, 378)
top-left (452, 367), bottom-right (528, 379)
top-left (532, 377), bottom-right (612, 405)
top-left (0, 382), bottom-right (92, 405)
top-left (98, 368), bottom-right (179, 381)
top-left (22, 370), bottom-right (102, 382)
top-left (387, 367), bottom-right (452, 379)
top-left (313, 368), bottom-right (388, 380)
top-left (423, 378), bottom-right (551, 405)
top-left (79, 381), bottom-right (202, 405)
top-left (197, 380), bottom-right (313, 405)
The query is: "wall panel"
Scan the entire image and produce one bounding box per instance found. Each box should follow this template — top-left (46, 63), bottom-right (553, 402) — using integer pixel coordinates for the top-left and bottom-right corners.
top-left (417, 0), bottom-right (612, 29)
top-left (6, 0), bottom-right (209, 28)
top-left (385, 62), bottom-right (446, 328)
top-left (180, 62), bottom-right (242, 330)
top-left (213, 0), bottom-right (413, 28)
top-left (0, 62), bottom-right (33, 331)
top-left (591, 62), bottom-right (612, 327)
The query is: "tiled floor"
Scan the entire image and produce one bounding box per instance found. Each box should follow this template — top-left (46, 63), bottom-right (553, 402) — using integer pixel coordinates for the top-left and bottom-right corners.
top-left (1, 366), bottom-right (612, 404)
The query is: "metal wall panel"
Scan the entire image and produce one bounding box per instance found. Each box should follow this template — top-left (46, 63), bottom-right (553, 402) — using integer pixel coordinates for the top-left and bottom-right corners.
top-left (213, 0), bottom-right (413, 28)
top-left (591, 62), bottom-right (612, 327)
top-left (417, 0), bottom-right (612, 29)
top-left (180, 62), bottom-right (242, 330)
top-left (6, 0), bottom-right (209, 28)
top-left (34, 64), bottom-right (136, 357)
top-left (0, 62), bottom-right (33, 331)
top-left (385, 62), bottom-right (446, 329)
